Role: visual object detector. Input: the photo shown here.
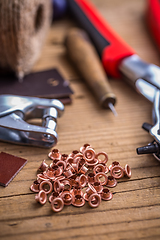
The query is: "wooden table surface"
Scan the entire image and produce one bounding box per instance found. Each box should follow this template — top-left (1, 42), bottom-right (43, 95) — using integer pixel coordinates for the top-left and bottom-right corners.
top-left (0, 0), bottom-right (160, 239)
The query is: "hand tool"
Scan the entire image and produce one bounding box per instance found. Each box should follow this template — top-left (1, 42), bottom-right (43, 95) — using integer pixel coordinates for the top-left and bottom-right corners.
top-left (0, 95), bottom-right (64, 147)
top-left (65, 28), bottom-right (117, 115)
top-left (67, 0), bottom-right (160, 160)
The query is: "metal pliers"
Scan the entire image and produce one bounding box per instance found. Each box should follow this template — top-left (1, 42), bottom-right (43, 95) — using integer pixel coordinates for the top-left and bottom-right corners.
top-left (0, 95), bottom-right (64, 148)
top-left (67, 0), bottom-right (160, 160)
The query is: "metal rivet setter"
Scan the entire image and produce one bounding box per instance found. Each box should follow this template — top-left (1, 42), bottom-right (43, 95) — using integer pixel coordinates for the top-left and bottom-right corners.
top-left (0, 95), bottom-right (64, 147)
top-left (35, 190), bottom-right (47, 205)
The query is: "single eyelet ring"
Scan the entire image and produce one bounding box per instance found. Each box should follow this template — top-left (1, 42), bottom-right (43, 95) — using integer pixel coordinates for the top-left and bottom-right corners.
top-left (106, 175), bottom-right (117, 188)
top-left (110, 165), bottom-right (124, 179)
top-left (95, 172), bottom-right (108, 186)
top-left (83, 148), bottom-right (96, 162)
top-left (93, 181), bottom-right (103, 193)
top-left (48, 148), bottom-right (61, 160)
top-left (101, 188), bottom-right (113, 201)
top-left (109, 161), bottom-right (120, 171)
top-left (124, 164), bottom-right (131, 178)
top-left (86, 158), bottom-right (98, 168)
top-left (49, 192), bottom-right (59, 203)
top-left (37, 173), bottom-right (50, 182)
top-left (35, 190), bottom-right (47, 205)
top-left (39, 180), bottom-right (53, 195)
top-left (72, 194), bottom-right (85, 207)
top-left (78, 174), bottom-right (87, 188)
top-left (30, 180), bottom-right (40, 192)
top-left (56, 160), bottom-right (66, 171)
top-left (37, 160), bottom-right (48, 172)
top-left (88, 193), bottom-right (101, 208)
top-left (73, 153), bottom-right (83, 163)
top-left (61, 179), bottom-right (72, 191)
top-left (95, 151), bottom-right (108, 164)
top-left (61, 154), bottom-right (68, 161)
top-left (93, 164), bottom-right (106, 174)
top-left (51, 197), bottom-right (64, 212)
top-left (61, 191), bottom-right (73, 205)
top-left (84, 183), bottom-right (97, 201)
top-left (80, 143), bottom-right (91, 153)
top-left (44, 167), bottom-right (55, 180)
top-left (54, 180), bottom-right (64, 193)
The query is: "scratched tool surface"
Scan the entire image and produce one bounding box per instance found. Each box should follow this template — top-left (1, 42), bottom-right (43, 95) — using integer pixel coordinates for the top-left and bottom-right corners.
top-left (0, 0), bottom-right (160, 240)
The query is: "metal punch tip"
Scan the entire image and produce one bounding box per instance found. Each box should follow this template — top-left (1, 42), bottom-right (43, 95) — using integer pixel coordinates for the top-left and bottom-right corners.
top-left (108, 103), bottom-right (118, 117)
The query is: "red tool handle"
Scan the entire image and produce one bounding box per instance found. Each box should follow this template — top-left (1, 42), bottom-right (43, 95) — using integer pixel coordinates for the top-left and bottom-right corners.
top-left (146, 0), bottom-right (160, 53)
top-left (68, 0), bottom-right (135, 78)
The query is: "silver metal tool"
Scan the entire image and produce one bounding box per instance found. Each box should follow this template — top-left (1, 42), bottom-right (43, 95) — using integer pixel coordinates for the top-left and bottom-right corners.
top-left (0, 95), bottom-right (64, 148)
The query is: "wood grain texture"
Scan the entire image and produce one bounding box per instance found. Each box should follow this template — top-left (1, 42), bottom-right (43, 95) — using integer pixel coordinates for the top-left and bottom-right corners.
top-left (0, 0), bottom-right (160, 239)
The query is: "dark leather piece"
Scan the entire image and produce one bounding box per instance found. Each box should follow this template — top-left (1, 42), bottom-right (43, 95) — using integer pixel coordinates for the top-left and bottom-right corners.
top-left (0, 68), bottom-right (73, 103)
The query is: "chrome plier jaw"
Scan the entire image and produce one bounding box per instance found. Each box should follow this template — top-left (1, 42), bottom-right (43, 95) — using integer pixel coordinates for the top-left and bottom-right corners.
top-left (137, 90), bottom-right (160, 161)
top-left (0, 95), bottom-right (64, 148)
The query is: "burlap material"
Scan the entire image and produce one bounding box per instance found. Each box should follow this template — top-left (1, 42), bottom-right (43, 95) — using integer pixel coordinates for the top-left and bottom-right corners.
top-left (0, 0), bottom-right (52, 79)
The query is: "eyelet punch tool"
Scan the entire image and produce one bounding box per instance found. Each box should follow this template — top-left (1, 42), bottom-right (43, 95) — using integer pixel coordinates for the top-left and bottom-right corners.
top-left (0, 95), bottom-right (64, 147)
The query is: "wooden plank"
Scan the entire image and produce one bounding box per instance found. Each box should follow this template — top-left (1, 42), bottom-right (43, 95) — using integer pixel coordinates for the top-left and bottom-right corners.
top-left (0, 0), bottom-right (160, 239)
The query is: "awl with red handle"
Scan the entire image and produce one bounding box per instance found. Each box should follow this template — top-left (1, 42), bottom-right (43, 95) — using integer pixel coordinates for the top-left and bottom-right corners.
top-left (68, 0), bottom-right (160, 103)
top-left (68, 0), bottom-right (160, 160)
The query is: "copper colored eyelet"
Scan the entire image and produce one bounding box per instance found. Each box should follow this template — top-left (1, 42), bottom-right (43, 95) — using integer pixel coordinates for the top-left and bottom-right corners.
top-left (52, 165), bottom-right (63, 177)
top-left (84, 183), bottom-right (97, 201)
top-left (54, 180), bottom-right (64, 193)
top-left (51, 197), bottom-right (64, 212)
top-left (80, 143), bottom-right (91, 153)
top-left (109, 161), bottom-right (120, 171)
top-left (110, 165), bottom-right (124, 179)
top-left (88, 193), bottom-right (101, 208)
top-left (93, 181), bottom-right (103, 193)
top-left (70, 186), bottom-right (83, 197)
top-left (78, 174), bottom-right (87, 188)
top-left (30, 180), bottom-right (40, 192)
top-left (48, 149), bottom-right (61, 160)
top-left (35, 190), bottom-right (47, 205)
top-left (95, 151), bottom-right (108, 164)
top-left (83, 148), bottom-right (96, 162)
top-left (37, 160), bottom-right (48, 172)
top-left (73, 153), bottom-right (83, 163)
top-left (86, 158), bottom-right (98, 168)
top-left (44, 167), bottom-right (55, 180)
top-left (93, 163), bottom-right (106, 174)
top-left (95, 172), bottom-right (108, 186)
top-left (101, 188), bottom-right (113, 201)
top-left (56, 160), bottom-right (66, 171)
top-left (61, 154), bottom-right (68, 161)
top-left (49, 192), bottom-right (59, 203)
top-left (124, 164), bottom-right (131, 178)
top-left (39, 180), bottom-right (53, 195)
top-left (72, 194), bottom-right (85, 207)
top-left (37, 173), bottom-right (50, 182)
top-left (106, 175), bottom-right (117, 188)
top-left (61, 179), bottom-right (72, 191)
top-left (69, 150), bottom-right (79, 158)
top-left (87, 172), bottom-right (96, 184)
top-left (61, 190), bottom-right (73, 205)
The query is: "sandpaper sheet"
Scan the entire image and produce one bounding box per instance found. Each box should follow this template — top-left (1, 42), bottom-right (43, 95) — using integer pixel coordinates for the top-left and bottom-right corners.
top-left (0, 152), bottom-right (27, 187)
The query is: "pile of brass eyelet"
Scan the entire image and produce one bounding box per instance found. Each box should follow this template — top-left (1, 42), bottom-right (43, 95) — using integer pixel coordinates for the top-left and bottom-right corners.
top-left (30, 144), bottom-right (131, 212)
